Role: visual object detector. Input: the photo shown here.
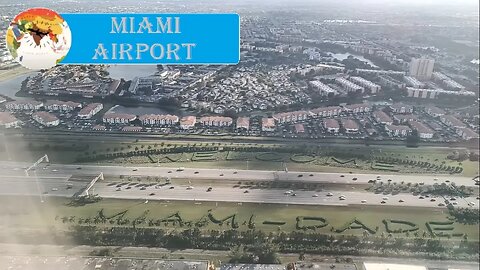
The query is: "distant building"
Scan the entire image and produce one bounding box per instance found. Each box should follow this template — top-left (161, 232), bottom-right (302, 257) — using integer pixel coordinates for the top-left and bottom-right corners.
top-left (385, 124), bottom-right (411, 137)
top-left (261, 118), bottom-right (275, 132)
top-left (341, 119), bottom-right (359, 133)
top-left (92, 125), bottom-right (106, 131)
top-left (236, 117), bottom-right (250, 130)
top-left (335, 77), bottom-right (364, 93)
top-left (32, 111), bottom-right (59, 127)
top-left (349, 77), bottom-right (381, 93)
top-left (179, 116), bottom-right (197, 129)
top-left (432, 72), bottom-right (465, 91)
top-left (373, 110), bottom-right (393, 125)
top-left (122, 126), bottom-right (142, 132)
top-left (294, 123), bottom-right (305, 133)
top-left (393, 114), bottom-right (418, 124)
top-left (273, 110), bottom-right (310, 123)
top-left (404, 76), bottom-right (426, 88)
top-left (424, 106), bottom-right (445, 117)
top-left (344, 103), bottom-right (371, 114)
top-left (5, 100), bottom-right (43, 111)
top-left (406, 87), bottom-right (475, 99)
top-left (138, 114), bottom-right (179, 126)
top-left (310, 106), bottom-right (342, 118)
top-left (199, 116), bottom-right (233, 127)
top-left (389, 103), bottom-right (414, 114)
top-left (408, 121), bottom-right (434, 139)
top-left (457, 127), bottom-right (479, 140)
top-left (78, 103), bottom-right (103, 119)
top-left (44, 100), bottom-right (81, 112)
top-left (409, 58), bottom-right (435, 80)
top-left (0, 112), bottom-right (21, 128)
top-left (440, 115), bottom-right (466, 129)
top-left (102, 113), bottom-right (137, 124)
top-left (309, 80), bottom-right (338, 96)
top-left (324, 119), bottom-right (340, 133)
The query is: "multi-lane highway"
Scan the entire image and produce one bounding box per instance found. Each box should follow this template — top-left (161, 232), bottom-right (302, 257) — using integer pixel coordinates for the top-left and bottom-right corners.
top-left (0, 161), bottom-right (478, 209)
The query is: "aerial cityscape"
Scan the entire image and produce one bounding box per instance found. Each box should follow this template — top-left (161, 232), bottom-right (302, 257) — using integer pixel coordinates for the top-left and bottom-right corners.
top-left (0, 0), bottom-right (479, 269)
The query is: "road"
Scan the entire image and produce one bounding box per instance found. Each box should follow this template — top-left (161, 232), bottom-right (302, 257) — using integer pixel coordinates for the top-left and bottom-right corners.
top-left (0, 161), bottom-right (478, 209)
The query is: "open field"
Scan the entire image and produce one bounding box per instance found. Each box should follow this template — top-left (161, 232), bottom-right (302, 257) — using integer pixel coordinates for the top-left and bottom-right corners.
top-left (0, 196), bottom-right (477, 239)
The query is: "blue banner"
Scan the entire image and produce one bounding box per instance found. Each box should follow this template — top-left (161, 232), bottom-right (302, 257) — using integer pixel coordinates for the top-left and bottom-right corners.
top-left (60, 13), bottom-right (240, 64)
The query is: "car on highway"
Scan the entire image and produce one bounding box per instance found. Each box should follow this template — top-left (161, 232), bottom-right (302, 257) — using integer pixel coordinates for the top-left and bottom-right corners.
top-left (430, 198), bottom-right (436, 202)
top-left (352, 177), bottom-right (358, 181)
top-left (140, 187), bottom-right (146, 190)
top-left (169, 186), bottom-right (175, 189)
top-left (381, 201), bottom-right (386, 204)
top-left (126, 186), bottom-right (131, 190)
top-left (168, 171), bottom-right (172, 173)
top-left (194, 171), bottom-right (199, 174)
top-left (187, 186), bottom-right (193, 190)
top-left (51, 188), bottom-right (58, 191)
top-left (132, 168), bottom-right (138, 171)
top-left (361, 200), bottom-right (367, 203)
top-left (177, 167), bottom-right (185, 171)
top-left (398, 199), bottom-right (405, 203)
top-left (382, 197), bottom-right (389, 200)
top-left (233, 171), bottom-right (238, 174)
top-left (149, 193), bottom-right (155, 196)
top-left (326, 192), bottom-right (333, 197)
top-left (284, 190), bottom-right (293, 195)
top-left (312, 194), bottom-right (318, 197)
top-left (291, 193), bottom-right (297, 196)
top-left (76, 167), bottom-right (82, 170)
top-left (419, 196), bottom-right (424, 199)
top-left (207, 187), bottom-right (212, 192)
top-left (244, 190), bottom-right (249, 193)
top-left (339, 195), bottom-right (346, 200)
top-left (116, 188), bottom-right (121, 191)
top-left (468, 202), bottom-right (475, 207)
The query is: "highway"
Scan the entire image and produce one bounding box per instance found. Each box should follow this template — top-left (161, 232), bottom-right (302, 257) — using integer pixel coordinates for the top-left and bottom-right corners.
top-left (0, 161), bottom-right (478, 209)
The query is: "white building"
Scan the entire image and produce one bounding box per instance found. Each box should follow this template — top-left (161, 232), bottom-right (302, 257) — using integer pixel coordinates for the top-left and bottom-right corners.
top-left (385, 125), bottom-right (411, 137)
top-left (199, 116), bottom-right (233, 127)
top-left (273, 111), bottom-right (310, 124)
top-left (335, 77), bottom-right (364, 93)
top-left (310, 106), bottom-right (342, 118)
top-left (409, 58), bottom-right (435, 80)
top-left (138, 114), bottom-right (179, 126)
top-left (324, 119), bottom-right (340, 133)
top-left (406, 87), bottom-right (475, 99)
top-left (404, 76), bottom-right (426, 88)
top-left (32, 111), bottom-right (59, 127)
top-left (44, 100), bottom-right (81, 112)
top-left (78, 103), bottom-right (103, 119)
top-left (102, 113), bottom-right (137, 124)
top-left (5, 100), bottom-right (43, 111)
top-left (349, 77), bottom-right (381, 93)
top-left (309, 80), bottom-right (338, 96)
top-left (408, 121), bottom-right (434, 139)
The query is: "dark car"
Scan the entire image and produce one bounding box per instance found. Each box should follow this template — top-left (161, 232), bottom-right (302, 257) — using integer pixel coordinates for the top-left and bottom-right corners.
top-left (207, 187), bottom-right (212, 192)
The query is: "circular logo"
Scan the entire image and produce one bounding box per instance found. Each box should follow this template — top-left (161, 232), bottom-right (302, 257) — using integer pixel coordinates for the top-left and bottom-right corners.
top-left (5, 8), bottom-right (71, 70)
